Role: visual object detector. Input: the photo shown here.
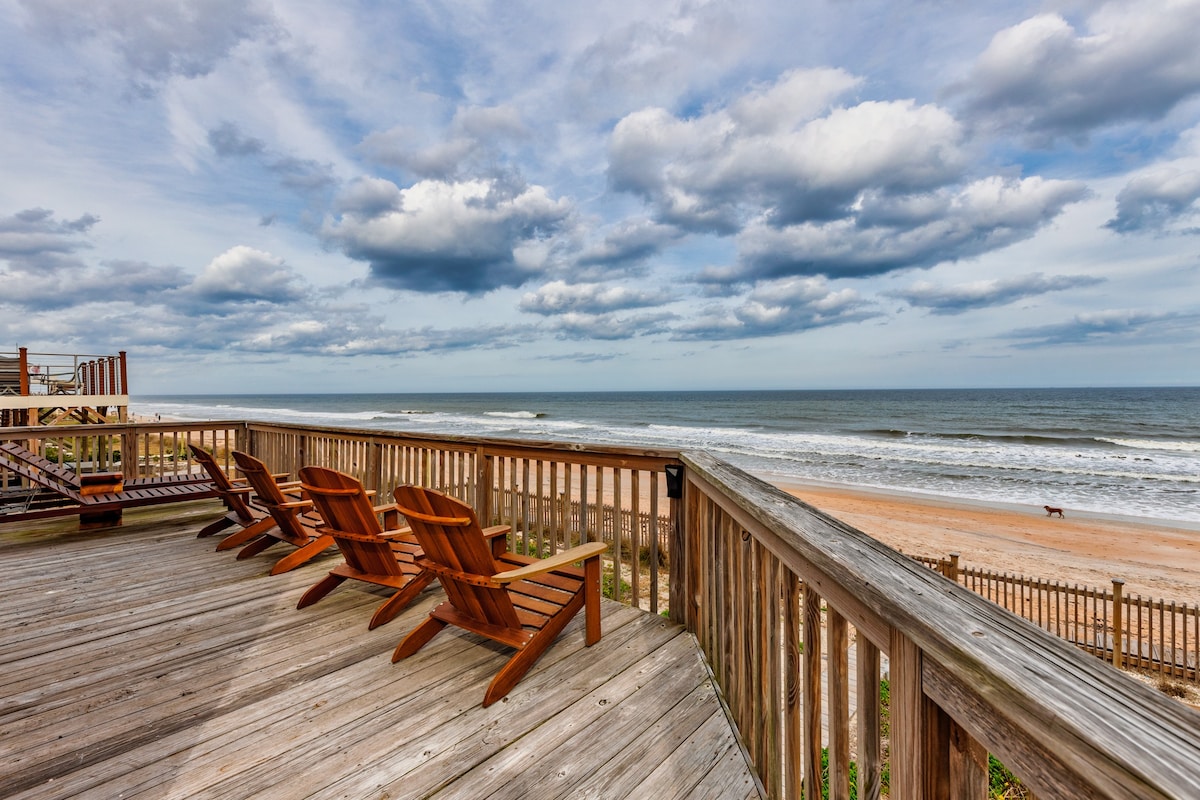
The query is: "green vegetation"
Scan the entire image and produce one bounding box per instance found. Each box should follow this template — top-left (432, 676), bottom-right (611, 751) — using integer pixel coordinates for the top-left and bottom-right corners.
top-left (988, 756), bottom-right (1028, 798)
top-left (602, 568), bottom-right (631, 600)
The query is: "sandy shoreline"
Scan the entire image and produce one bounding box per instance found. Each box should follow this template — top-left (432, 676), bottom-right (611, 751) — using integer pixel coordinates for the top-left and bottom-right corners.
top-left (774, 479), bottom-right (1200, 604)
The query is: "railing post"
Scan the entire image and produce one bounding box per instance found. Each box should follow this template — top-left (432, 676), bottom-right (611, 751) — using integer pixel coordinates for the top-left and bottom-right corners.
top-left (947, 552), bottom-right (960, 582)
top-left (118, 351), bottom-right (128, 395)
top-left (1112, 579), bottom-right (1125, 670)
top-left (475, 446), bottom-right (493, 524)
top-left (667, 465), bottom-right (687, 626)
top-left (18, 347), bottom-right (30, 396)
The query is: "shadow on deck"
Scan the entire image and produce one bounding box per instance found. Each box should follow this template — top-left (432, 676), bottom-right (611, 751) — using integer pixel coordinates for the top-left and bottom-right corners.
top-left (0, 501), bottom-right (762, 799)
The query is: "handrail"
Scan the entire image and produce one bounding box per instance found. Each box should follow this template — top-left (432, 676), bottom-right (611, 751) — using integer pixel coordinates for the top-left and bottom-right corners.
top-left (677, 450), bottom-right (1200, 798)
top-left (2, 420), bottom-right (1198, 798)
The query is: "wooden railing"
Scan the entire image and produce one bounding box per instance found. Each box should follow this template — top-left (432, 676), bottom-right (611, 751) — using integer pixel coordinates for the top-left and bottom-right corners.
top-left (3, 421), bottom-right (1199, 798)
top-left (675, 451), bottom-right (1199, 799)
top-left (914, 553), bottom-right (1199, 684)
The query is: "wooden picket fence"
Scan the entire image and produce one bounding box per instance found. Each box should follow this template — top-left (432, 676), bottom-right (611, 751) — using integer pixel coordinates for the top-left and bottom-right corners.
top-left (914, 553), bottom-right (1199, 683)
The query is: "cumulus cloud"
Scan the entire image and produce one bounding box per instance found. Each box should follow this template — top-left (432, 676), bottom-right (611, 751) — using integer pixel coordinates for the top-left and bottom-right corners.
top-left (323, 176), bottom-right (572, 293)
top-left (608, 69), bottom-right (964, 233)
top-left (954, 3), bottom-right (1200, 142)
top-left (674, 276), bottom-right (875, 340)
top-left (190, 246), bottom-right (307, 305)
top-left (890, 273), bottom-right (1104, 315)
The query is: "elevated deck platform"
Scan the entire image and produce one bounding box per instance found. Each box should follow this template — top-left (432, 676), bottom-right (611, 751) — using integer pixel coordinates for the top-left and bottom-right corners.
top-left (0, 501), bottom-right (762, 799)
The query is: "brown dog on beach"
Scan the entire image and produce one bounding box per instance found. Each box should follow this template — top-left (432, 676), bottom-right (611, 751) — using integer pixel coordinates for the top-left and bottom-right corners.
top-left (1043, 505), bottom-right (1064, 518)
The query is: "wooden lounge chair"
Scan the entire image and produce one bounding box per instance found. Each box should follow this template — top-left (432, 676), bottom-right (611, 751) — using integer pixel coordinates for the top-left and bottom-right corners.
top-left (390, 484), bottom-right (607, 706)
top-left (187, 444), bottom-right (279, 543)
top-left (0, 441), bottom-right (215, 528)
top-left (228, 451), bottom-right (333, 575)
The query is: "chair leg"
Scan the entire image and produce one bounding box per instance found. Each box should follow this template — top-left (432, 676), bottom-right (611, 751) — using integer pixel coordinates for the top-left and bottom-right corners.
top-left (197, 514), bottom-right (235, 538)
top-left (269, 534), bottom-right (334, 575)
top-left (216, 517), bottom-right (276, 551)
top-left (392, 616), bottom-right (446, 662)
top-left (297, 574), bottom-right (346, 609)
top-left (236, 534), bottom-right (278, 560)
top-left (584, 556), bottom-right (602, 646)
top-left (368, 573), bottom-right (434, 629)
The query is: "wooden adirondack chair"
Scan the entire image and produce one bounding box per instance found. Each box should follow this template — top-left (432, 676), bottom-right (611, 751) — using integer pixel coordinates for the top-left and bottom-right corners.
top-left (391, 484), bottom-right (607, 707)
top-left (296, 466), bottom-right (433, 629)
top-left (187, 444), bottom-right (277, 543)
top-left (228, 451), bottom-right (333, 575)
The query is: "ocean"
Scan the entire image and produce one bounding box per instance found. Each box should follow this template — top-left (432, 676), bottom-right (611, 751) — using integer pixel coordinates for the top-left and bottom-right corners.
top-left (132, 387), bottom-right (1200, 525)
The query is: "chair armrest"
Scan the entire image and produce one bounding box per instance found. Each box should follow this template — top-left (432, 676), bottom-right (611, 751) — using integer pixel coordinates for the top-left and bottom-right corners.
top-left (373, 502), bottom-right (396, 525)
top-left (227, 485), bottom-right (254, 495)
top-left (378, 527), bottom-right (416, 541)
top-left (482, 524), bottom-right (511, 557)
top-left (276, 498), bottom-right (313, 510)
top-left (492, 542), bottom-right (607, 584)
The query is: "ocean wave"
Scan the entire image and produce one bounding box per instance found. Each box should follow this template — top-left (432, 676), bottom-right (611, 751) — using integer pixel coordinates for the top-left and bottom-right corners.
top-left (863, 429), bottom-right (1113, 447)
top-left (1098, 437), bottom-right (1200, 453)
top-left (483, 411), bottom-right (546, 419)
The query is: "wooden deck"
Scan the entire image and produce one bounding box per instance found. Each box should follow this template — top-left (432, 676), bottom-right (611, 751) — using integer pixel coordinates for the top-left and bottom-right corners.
top-left (1, 501), bottom-right (763, 799)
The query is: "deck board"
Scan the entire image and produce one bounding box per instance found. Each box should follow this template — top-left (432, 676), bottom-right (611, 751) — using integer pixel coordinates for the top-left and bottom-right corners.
top-left (1, 501), bottom-right (764, 799)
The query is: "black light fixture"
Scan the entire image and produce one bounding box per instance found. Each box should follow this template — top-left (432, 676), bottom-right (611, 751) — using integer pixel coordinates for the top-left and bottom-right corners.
top-left (665, 464), bottom-right (683, 499)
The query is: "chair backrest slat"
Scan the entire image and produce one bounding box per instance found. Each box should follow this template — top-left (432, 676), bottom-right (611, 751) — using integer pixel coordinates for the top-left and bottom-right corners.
top-left (394, 485), bottom-right (520, 629)
top-left (232, 451), bottom-right (308, 542)
top-left (300, 466), bottom-right (401, 578)
top-left (188, 444), bottom-right (254, 522)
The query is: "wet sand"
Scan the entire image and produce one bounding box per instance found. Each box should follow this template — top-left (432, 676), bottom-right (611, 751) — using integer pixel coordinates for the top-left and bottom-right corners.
top-left (775, 480), bottom-right (1200, 604)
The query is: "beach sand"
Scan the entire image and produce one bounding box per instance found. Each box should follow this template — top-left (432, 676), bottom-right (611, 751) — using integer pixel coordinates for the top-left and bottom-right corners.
top-left (775, 480), bottom-right (1200, 604)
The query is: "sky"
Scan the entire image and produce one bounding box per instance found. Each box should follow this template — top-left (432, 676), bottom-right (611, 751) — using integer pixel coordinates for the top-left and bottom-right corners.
top-left (1, 0), bottom-right (1199, 394)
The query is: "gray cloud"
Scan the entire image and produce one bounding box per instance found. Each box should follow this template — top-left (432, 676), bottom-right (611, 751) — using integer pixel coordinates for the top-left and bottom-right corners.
top-left (20, 0), bottom-right (277, 89)
top-left (519, 280), bottom-right (672, 316)
top-left (1005, 309), bottom-right (1185, 348)
top-left (359, 105), bottom-right (529, 181)
top-left (728, 177), bottom-right (1088, 283)
top-left (953, 4), bottom-right (1200, 143)
top-left (673, 277), bottom-right (876, 340)
top-left (1, 260), bottom-right (189, 310)
top-left (323, 176), bottom-right (572, 293)
top-left (1106, 166), bottom-right (1200, 233)
top-left (208, 122), bottom-right (335, 193)
top-left (890, 273), bottom-right (1104, 315)
top-left (548, 310), bottom-right (675, 341)
top-left (576, 220), bottom-right (683, 269)
top-left (0, 208), bottom-right (99, 273)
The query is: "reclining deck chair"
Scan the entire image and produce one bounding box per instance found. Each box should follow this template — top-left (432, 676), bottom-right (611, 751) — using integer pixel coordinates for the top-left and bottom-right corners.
top-left (391, 484), bottom-right (606, 707)
top-left (228, 451), bottom-right (333, 575)
top-left (0, 441), bottom-right (215, 527)
top-left (296, 466), bottom-right (433, 629)
top-left (187, 444), bottom-right (279, 543)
